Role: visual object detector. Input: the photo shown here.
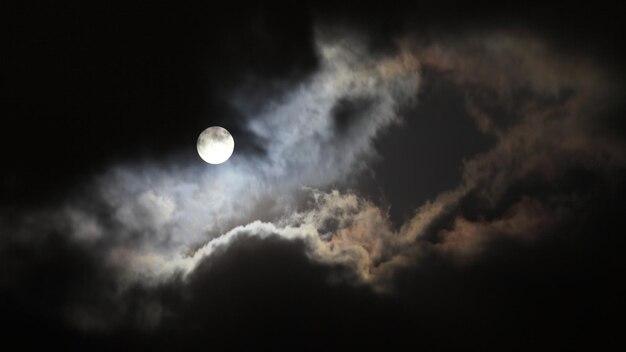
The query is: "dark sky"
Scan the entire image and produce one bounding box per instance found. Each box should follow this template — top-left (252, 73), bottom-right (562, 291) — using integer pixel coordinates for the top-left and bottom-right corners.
top-left (2, 1), bottom-right (626, 350)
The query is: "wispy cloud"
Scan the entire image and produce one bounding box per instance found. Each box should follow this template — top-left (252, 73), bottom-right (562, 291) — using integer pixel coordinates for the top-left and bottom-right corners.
top-left (3, 26), bottom-right (623, 331)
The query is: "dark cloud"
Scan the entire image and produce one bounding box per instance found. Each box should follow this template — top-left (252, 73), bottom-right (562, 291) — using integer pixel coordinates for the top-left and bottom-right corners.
top-left (3, 189), bottom-right (624, 350)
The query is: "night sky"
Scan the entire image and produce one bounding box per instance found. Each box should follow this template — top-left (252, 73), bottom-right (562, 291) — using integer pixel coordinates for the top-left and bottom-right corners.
top-left (3, 1), bottom-right (626, 350)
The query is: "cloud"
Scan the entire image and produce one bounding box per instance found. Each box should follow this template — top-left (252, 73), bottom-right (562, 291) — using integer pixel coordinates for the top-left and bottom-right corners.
top-left (2, 23), bottom-right (625, 341)
top-left (3, 25), bottom-right (421, 314)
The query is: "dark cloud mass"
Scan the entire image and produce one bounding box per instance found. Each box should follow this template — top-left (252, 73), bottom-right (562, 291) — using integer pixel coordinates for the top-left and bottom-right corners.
top-left (2, 2), bottom-right (626, 350)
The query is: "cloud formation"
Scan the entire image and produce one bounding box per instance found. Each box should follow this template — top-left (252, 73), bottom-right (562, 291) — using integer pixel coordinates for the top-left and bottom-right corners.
top-left (2, 24), bottom-right (625, 340)
top-left (4, 28), bottom-right (420, 288)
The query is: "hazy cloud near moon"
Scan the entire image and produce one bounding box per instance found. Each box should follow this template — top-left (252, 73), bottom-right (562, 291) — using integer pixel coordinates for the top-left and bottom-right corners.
top-left (8, 28), bottom-right (421, 284)
top-left (2, 25), bottom-right (625, 331)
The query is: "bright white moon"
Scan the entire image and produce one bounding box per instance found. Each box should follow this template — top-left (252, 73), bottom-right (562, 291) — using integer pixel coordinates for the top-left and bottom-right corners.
top-left (197, 126), bottom-right (235, 164)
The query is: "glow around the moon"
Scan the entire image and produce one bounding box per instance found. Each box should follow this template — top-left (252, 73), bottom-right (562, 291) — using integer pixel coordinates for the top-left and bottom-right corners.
top-left (197, 126), bottom-right (235, 164)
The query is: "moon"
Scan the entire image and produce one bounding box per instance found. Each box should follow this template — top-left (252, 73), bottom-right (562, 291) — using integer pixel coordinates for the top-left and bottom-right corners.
top-left (197, 126), bottom-right (235, 164)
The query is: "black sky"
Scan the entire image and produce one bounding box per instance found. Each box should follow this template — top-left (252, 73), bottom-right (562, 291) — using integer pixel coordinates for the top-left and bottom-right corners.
top-left (2, 1), bottom-right (626, 350)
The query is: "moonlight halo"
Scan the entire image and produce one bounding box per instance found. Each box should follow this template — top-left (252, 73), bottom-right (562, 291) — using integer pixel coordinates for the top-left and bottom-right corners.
top-left (197, 126), bottom-right (235, 164)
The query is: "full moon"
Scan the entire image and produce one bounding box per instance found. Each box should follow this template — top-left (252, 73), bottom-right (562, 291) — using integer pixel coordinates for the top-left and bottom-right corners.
top-left (197, 126), bottom-right (235, 164)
